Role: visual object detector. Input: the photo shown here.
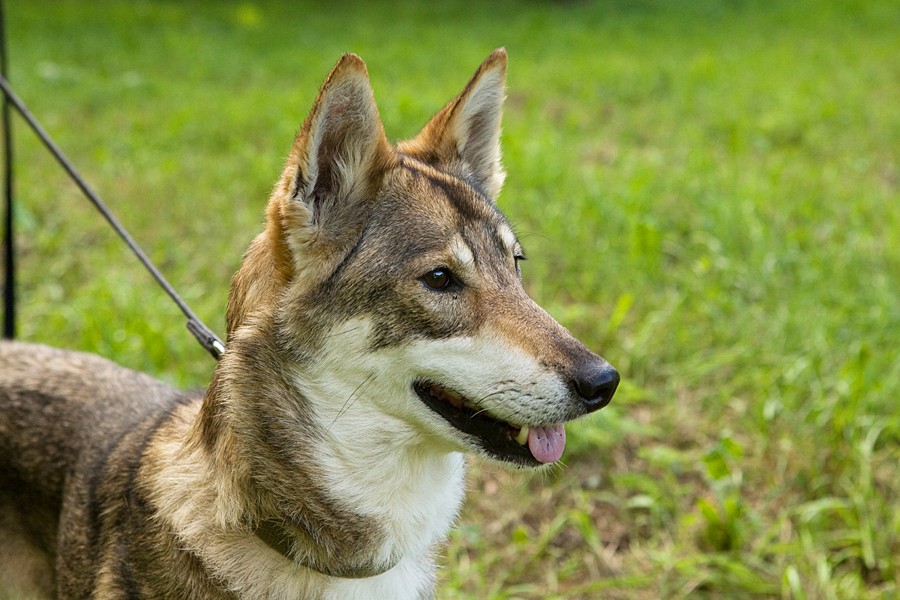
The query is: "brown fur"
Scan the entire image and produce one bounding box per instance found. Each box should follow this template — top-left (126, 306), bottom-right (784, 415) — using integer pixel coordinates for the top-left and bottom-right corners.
top-left (0, 49), bottom-right (618, 599)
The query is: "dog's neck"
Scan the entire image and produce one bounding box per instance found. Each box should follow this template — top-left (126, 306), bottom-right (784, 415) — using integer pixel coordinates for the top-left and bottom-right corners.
top-left (245, 443), bottom-right (466, 579)
top-left (255, 518), bottom-right (305, 568)
top-left (187, 327), bottom-right (467, 584)
top-left (144, 402), bottom-right (461, 599)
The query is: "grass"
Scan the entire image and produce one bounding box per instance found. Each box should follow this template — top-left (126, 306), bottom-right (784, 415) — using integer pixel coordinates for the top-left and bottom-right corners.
top-left (4, 0), bottom-right (898, 598)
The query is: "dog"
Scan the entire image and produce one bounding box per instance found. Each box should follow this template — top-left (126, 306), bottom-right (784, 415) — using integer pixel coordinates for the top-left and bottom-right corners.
top-left (0, 49), bottom-right (618, 599)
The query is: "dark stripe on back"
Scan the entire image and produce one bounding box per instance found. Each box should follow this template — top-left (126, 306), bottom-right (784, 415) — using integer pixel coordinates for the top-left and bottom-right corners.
top-left (85, 391), bottom-right (198, 593)
top-left (116, 538), bottom-right (141, 600)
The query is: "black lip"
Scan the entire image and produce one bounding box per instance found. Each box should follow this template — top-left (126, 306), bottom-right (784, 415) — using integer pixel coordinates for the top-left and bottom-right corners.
top-left (413, 380), bottom-right (540, 467)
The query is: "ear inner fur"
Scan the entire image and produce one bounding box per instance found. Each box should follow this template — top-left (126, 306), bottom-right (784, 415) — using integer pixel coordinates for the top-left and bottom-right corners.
top-left (398, 48), bottom-right (507, 201)
top-left (280, 54), bottom-right (393, 260)
top-left (226, 54), bottom-right (396, 337)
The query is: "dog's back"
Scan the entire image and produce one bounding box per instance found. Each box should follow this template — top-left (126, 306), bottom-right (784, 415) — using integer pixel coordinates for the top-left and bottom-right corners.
top-left (0, 341), bottom-right (189, 598)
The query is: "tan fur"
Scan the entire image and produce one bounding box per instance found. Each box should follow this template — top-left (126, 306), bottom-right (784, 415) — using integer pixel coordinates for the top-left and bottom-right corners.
top-left (399, 48), bottom-right (508, 200)
top-left (0, 49), bottom-right (618, 599)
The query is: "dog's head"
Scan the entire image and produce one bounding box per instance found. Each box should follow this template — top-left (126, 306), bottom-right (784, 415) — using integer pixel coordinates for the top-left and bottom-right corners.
top-left (224, 50), bottom-right (617, 468)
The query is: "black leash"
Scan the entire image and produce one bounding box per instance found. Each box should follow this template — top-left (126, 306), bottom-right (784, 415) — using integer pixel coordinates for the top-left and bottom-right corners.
top-left (0, 13), bottom-right (223, 359)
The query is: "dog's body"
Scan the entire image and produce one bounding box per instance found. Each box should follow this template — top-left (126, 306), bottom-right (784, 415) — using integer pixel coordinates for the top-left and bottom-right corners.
top-left (0, 50), bottom-right (618, 599)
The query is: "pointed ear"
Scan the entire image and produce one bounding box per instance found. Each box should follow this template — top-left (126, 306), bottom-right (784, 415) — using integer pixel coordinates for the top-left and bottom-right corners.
top-left (399, 48), bottom-right (507, 201)
top-left (275, 53), bottom-right (392, 233)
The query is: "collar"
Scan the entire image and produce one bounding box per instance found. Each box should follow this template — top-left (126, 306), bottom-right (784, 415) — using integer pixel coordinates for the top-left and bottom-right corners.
top-left (255, 518), bottom-right (297, 564)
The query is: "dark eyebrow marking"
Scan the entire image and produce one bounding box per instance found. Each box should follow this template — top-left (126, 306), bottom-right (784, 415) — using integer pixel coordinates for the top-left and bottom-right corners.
top-left (397, 154), bottom-right (516, 267)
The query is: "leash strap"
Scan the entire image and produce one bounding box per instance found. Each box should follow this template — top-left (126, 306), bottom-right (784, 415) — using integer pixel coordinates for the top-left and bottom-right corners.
top-left (0, 73), bottom-right (224, 360)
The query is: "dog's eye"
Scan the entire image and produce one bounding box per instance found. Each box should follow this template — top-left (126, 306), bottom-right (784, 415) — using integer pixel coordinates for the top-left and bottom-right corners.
top-left (421, 268), bottom-right (454, 290)
top-left (514, 253), bottom-right (526, 274)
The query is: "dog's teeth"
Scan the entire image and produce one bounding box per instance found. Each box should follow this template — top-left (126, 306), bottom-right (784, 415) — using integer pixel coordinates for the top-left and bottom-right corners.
top-left (515, 426), bottom-right (529, 445)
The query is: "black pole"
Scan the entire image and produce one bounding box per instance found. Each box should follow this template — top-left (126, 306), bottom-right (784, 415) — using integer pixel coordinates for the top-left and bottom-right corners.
top-left (0, 0), bottom-right (14, 339)
top-left (0, 1), bottom-right (222, 359)
top-left (0, 75), bottom-right (224, 360)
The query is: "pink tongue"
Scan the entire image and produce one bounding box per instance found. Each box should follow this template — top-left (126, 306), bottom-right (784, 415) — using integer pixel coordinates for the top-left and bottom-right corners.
top-left (527, 424), bottom-right (566, 464)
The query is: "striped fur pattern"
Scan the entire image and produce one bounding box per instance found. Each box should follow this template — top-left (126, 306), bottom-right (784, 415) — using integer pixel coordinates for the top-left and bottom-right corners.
top-left (0, 49), bottom-right (618, 599)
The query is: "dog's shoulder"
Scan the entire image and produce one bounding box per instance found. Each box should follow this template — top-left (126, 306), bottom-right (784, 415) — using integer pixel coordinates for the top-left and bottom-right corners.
top-left (0, 341), bottom-right (192, 502)
top-left (0, 341), bottom-right (210, 598)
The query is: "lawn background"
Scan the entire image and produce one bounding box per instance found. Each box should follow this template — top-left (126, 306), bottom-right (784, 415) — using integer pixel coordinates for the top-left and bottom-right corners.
top-left (3, 1), bottom-right (898, 598)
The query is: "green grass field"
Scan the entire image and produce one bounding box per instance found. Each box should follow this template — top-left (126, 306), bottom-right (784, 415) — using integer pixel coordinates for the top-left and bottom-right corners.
top-left (4, 1), bottom-right (898, 598)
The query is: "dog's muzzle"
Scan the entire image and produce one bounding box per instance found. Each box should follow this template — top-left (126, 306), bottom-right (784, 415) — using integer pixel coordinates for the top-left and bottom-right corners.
top-left (413, 358), bottom-right (619, 467)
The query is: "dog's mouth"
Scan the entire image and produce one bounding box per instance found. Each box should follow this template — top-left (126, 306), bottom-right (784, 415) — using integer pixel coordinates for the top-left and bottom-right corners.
top-left (413, 381), bottom-right (566, 467)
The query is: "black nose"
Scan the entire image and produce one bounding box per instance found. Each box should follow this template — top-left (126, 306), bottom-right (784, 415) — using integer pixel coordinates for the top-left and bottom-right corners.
top-left (573, 361), bottom-right (619, 411)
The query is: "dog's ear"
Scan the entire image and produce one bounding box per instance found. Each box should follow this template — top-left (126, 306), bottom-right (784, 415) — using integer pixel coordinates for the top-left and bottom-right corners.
top-left (399, 48), bottom-right (507, 201)
top-left (230, 56), bottom-right (391, 333)
top-left (274, 53), bottom-right (392, 238)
